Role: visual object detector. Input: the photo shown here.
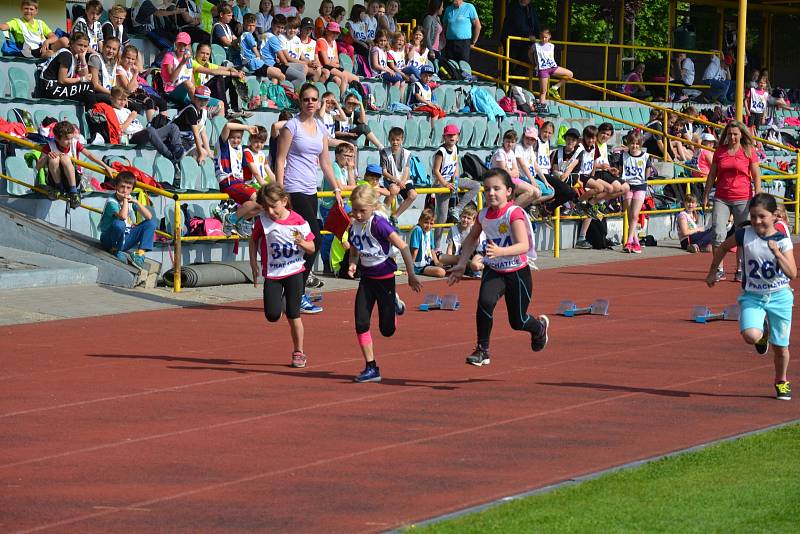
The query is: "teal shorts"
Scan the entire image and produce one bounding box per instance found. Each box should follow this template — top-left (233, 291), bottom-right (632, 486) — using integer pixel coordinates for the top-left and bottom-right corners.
top-left (167, 84), bottom-right (222, 108)
top-left (533, 178), bottom-right (555, 197)
top-left (738, 288), bottom-right (794, 347)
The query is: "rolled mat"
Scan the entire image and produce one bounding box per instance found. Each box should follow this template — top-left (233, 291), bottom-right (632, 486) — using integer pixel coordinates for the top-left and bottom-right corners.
top-left (162, 261), bottom-right (255, 288)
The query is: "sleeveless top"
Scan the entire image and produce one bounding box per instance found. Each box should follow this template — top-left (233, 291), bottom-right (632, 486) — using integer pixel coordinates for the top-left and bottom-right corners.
top-left (737, 226), bottom-right (793, 294)
top-left (215, 140), bottom-right (244, 181)
top-left (387, 48), bottom-right (406, 69)
top-left (479, 203), bottom-right (537, 272)
top-left (243, 147), bottom-right (269, 182)
top-left (40, 48), bottom-right (75, 79)
top-left (536, 138), bottom-right (551, 173)
top-left (437, 145), bottom-right (458, 182)
top-left (534, 42), bottom-right (557, 70)
top-left (621, 151), bottom-right (649, 186)
top-left (749, 89), bottom-right (767, 114)
top-left (349, 213), bottom-right (397, 277)
top-left (255, 211), bottom-right (311, 278)
top-left (406, 45), bottom-right (429, 70)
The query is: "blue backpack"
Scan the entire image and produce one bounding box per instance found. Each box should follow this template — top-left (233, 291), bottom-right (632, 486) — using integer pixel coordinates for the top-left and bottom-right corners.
top-left (470, 87), bottom-right (506, 121)
top-left (409, 155), bottom-right (431, 187)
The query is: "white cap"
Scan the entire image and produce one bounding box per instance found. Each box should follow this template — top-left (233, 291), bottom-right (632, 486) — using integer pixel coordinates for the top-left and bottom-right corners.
top-left (701, 133), bottom-right (716, 142)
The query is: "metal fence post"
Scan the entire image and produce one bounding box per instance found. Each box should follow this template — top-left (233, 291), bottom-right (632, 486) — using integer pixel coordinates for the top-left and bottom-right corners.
top-left (174, 200), bottom-right (182, 293)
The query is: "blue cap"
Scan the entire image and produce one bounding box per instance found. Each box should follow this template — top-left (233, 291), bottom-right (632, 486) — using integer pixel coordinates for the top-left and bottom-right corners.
top-left (421, 65), bottom-right (435, 74)
top-left (365, 163), bottom-right (382, 176)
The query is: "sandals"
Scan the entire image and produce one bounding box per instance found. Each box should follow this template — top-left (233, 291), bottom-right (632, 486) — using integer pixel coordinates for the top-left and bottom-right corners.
top-left (291, 351), bottom-right (307, 368)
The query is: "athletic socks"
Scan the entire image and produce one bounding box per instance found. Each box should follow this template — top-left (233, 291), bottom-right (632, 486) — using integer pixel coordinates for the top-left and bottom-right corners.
top-left (367, 360), bottom-right (377, 369)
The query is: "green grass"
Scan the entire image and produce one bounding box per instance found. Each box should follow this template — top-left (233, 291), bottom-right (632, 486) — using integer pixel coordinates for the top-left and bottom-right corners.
top-left (411, 424), bottom-right (800, 533)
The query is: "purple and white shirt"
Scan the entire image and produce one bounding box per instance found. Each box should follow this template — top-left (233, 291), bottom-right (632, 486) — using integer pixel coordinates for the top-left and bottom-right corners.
top-left (349, 213), bottom-right (397, 278)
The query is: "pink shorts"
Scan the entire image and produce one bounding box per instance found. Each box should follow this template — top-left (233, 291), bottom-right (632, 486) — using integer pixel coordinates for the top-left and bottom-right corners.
top-left (221, 181), bottom-right (257, 204)
top-left (538, 66), bottom-right (558, 79)
top-left (624, 189), bottom-right (647, 201)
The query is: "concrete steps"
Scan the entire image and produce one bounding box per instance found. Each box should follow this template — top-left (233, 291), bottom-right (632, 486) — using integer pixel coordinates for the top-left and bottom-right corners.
top-left (0, 246), bottom-right (97, 289)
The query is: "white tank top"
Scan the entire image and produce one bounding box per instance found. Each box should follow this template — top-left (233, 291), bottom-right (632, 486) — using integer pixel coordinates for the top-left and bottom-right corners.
top-left (373, 47), bottom-right (388, 68)
top-left (414, 82), bottom-right (432, 103)
top-left (257, 212), bottom-right (311, 278)
top-left (350, 213), bottom-right (392, 269)
top-left (578, 144), bottom-right (595, 175)
top-left (407, 45), bottom-right (428, 69)
top-left (437, 145), bottom-right (458, 182)
top-left (534, 42), bottom-right (557, 70)
top-left (621, 151), bottom-right (649, 186)
top-left (739, 226), bottom-right (793, 294)
top-left (388, 48), bottom-right (406, 69)
top-left (299, 39), bottom-right (316, 61)
top-left (536, 138), bottom-right (551, 173)
top-left (244, 148), bottom-right (268, 182)
top-left (16, 18), bottom-right (45, 47)
top-left (749, 89), bottom-right (767, 114)
top-left (479, 204), bottom-right (537, 272)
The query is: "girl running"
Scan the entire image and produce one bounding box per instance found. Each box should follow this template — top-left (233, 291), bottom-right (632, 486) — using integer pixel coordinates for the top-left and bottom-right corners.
top-left (448, 168), bottom-right (549, 367)
top-left (618, 130), bottom-right (654, 253)
top-left (706, 193), bottom-right (797, 400)
top-left (348, 184), bottom-right (422, 382)
top-left (248, 183), bottom-right (316, 369)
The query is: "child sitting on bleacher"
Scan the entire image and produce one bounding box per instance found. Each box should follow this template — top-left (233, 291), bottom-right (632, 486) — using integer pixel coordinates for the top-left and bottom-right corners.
top-left (335, 92), bottom-right (384, 149)
top-left (438, 204), bottom-right (484, 277)
top-left (281, 17), bottom-right (310, 78)
top-left (361, 163), bottom-right (394, 205)
top-left (409, 65), bottom-right (445, 121)
top-left (243, 125), bottom-right (274, 187)
top-left (492, 128), bottom-right (539, 210)
top-left (36, 120), bottom-right (113, 209)
top-left (132, 0), bottom-right (186, 51)
top-left (111, 87), bottom-right (185, 164)
top-left (386, 31), bottom-right (411, 88)
top-left (408, 208), bottom-right (446, 278)
top-left (404, 26), bottom-right (429, 82)
top-left (102, 5), bottom-right (130, 51)
top-left (296, 17), bottom-right (323, 82)
top-left (193, 43), bottom-right (249, 119)
top-left (380, 127), bottom-right (418, 224)
top-left (175, 0), bottom-right (211, 46)
top-left (370, 29), bottom-right (402, 89)
top-left (320, 142), bottom-right (358, 273)
top-left (87, 36), bottom-right (119, 105)
top-left (316, 22), bottom-right (359, 96)
top-left (99, 171), bottom-right (156, 269)
top-left (170, 85), bottom-right (213, 164)
top-left (71, 0), bottom-right (103, 52)
top-left (35, 32), bottom-right (96, 107)
top-left (116, 45), bottom-right (168, 124)
top-left (241, 13), bottom-right (285, 82)
top-left (212, 4), bottom-right (238, 55)
top-left (215, 119), bottom-right (263, 236)
top-left (161, 32), bottom-right (197, 105)
top-left (0, 0), bottom-right (68, 59)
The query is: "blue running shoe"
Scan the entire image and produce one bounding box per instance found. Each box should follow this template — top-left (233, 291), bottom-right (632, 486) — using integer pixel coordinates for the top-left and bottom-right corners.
top-left (395, 294), bottom-right (406, 316)
top-left (300, 294), bottom-right (323, 314)
top-left (354, 365), bottom-right (381, 383)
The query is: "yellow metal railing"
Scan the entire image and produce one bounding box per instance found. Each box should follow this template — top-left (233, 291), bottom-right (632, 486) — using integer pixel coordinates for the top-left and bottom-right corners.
top-left (396, 19), bottom-right (417, 41)
top-left (502, 36), bottom-right (717, 101)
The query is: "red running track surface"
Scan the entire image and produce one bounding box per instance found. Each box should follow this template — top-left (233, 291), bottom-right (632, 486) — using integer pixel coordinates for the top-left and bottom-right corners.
top-left (1, 252), bottom-right (799, 533)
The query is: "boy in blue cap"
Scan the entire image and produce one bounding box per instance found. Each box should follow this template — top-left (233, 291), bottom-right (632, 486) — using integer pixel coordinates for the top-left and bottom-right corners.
top-left (361, 163), bottom-right (396, 214)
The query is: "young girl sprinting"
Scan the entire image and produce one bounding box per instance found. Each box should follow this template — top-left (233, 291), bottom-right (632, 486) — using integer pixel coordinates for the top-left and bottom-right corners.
top-left (448, 169), bottom-right (549, 366)
top-left (619, 130), bottom-right (654, 253)
top-left (348, 185), bottom-right (422, 382)
top-left (249, 183), bottom-right (316, 369)
top-left (706, 193), bottom-right (797, 400)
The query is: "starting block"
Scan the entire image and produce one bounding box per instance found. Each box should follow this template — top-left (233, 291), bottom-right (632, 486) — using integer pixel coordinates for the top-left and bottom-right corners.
top-left (557, 299), bottom-right (609, 317)
top-left (692, 304), bottom-right (739, 323)
top-left (418, 294), bottom-right (460, 311)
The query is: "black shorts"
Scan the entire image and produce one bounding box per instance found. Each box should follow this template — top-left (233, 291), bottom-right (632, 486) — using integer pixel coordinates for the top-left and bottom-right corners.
top-left (630, 183), bottom-right (647, 192)
top-left (31, 46), bottom-right (43, 58)
top-left (382, 180), bottom-right (416, 200)
top-left (749, 112), bottom-right (764, 128)
top-left (276, 63), bottom-right (290, 74)
top-left (595, 169), bottom-right (622, 184)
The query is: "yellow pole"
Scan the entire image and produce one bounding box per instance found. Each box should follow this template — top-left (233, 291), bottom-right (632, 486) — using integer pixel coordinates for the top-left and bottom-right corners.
top-left (663, 110), bottom-right (671, 162)
top-left (735, 0), bottom-right (748, 121)
top-left (622, 205), bottom-right (629, 245)
top-left (174, 200), bottom-right (182, 293)
top-left (553, 206), bottom-right (560, 258)
top-left (603, 44), bottom-right (609, 100)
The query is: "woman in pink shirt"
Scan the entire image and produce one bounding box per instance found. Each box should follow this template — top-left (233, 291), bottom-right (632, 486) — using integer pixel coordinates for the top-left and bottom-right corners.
top-left (702, 120), bottom-right (762, 281)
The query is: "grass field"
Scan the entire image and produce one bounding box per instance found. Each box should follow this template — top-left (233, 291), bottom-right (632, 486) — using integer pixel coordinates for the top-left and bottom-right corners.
top-left (412, 423), bottom-right (800, 532)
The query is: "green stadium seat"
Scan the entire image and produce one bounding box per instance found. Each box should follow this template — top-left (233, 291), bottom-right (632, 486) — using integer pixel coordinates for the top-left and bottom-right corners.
top-left (246, 78), bottom-right (260, 99)
top-left (484, 120), bottom-right (500, 146)
top-left (313, 81), bottom-right (326, 97)
top-left (472, 119), bottom-right (487, 146)
top-left (153, 156), bottom-right (175, 185)
top-left (367, 117), bottom-right (381, 146)
top-left (133, 156), bottom-right (152, 175)
top-left (387, 85), bottom-right (401, 105)
top-left (432, 119), bottom-right (445, 145)
top-left (211, 44), bottom-right (227, 65)
top-left (87, 211), bottom-right (101, 239)
top-left (34, 109), bottom-right (49, 127)
top-left (404, 117), bottom-right (420, 146)
top-left (619, 107), bottom-right (635, 128)
top-left (417, 118), bottom-right (432, 147)
top-left (494, 86), bottom-right (505, 100)
top-left (339, 53), bottom-right (353, 73)
top-left (371, 84), bottom-right (387, 107)
top-left (59, 109), bottom-right (80, 129)
top-left (4, 155), bottom-right (34, 195)
top-left (200, 158), bottom-right (217, 191)
top-left (188, 203), bottom-right (207, 218)
top-left (210, 115), bottom-right (227, 141)
top-left (325, 81), bottom-right (340, 100)
top-left (8, 66), bottom-right (30, 99)
top-left (442, 86), bottom-right (455, 113)
top-left (459, 120), bottom-right (474, 147)
top-left (179, 156), bottom-right (201, 191)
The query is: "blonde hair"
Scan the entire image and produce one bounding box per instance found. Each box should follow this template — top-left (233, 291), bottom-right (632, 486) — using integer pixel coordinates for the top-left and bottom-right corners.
top-left (418, 208), bottom-right (435, 224)
top-left (775, 204), bottom-right (788, 221)
top-left (461, 204), bottom-right (477, 218)
top-left (256, 182), bottom-right (292, 209)
top-left (350, 184), bottom-right (388, 215)
top-left (720, 120), bottom-right (755, 158)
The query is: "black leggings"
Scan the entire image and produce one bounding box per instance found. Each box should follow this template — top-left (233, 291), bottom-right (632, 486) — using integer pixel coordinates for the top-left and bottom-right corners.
top-left (476, 266), bottom-right (542, 348)
top-left (263, 271), bottom-right (304, 321)
top-left (288, 192), bottom-right (320, 284)
top-left (544, 174), bottom-right (578, 210)
top-left (355, 276), bottom-right (396, 336)
top-left (208, 75), bottom-right (240, 112)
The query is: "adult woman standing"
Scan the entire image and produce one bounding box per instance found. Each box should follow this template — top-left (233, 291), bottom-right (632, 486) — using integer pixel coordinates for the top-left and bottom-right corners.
top-left (702, 120), bottom-right (762, 281)
top-left (422, 0), bottom-right (444, 60)
top-left (275, 83), bottom-right (343, 308)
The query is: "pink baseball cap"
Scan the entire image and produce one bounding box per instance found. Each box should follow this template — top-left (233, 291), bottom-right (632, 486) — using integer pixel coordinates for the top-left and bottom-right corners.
top-left (524, 126), bottom-right (538, 138)
top-left (194, 85), bottom-right (211, 99)
top-left (175, 32), bottom-right (191, 45)
top-left (326, 22), bottom-right (341, 33)
top-left (443, 124), bottom-right (460, 136)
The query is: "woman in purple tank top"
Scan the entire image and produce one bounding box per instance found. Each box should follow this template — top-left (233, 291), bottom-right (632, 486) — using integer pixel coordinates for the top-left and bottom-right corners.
top-left (275, 83), bottom-right (342, 303)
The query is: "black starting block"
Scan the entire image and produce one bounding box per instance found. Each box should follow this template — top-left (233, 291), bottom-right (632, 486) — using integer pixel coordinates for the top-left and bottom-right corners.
top-left (557, 299), bottom-right (609, 317)
top-left (419, 294), bottom-right (460, 311)
top-left (692, 304), bottom-right (739, 323)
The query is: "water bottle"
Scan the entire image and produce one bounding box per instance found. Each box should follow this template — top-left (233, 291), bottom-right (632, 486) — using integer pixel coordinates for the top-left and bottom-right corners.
top-left (259, 81), bottom-right (269, 108)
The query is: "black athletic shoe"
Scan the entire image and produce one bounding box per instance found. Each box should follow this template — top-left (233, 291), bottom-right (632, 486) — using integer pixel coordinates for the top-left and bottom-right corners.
top-left (531, 315), bottom-right (550, 352)
top-left (305, 273), bottom-right (324, 289)
top-left (68, 192), bottom-right (81, 210)
top-left (465, 346), bottom-right (490, 366)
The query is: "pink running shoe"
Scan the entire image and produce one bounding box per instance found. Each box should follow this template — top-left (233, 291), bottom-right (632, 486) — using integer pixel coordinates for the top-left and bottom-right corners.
top-left (632, 243), bottom-right (642, 254)
top-left (291, 351), bottom-right (307, 368)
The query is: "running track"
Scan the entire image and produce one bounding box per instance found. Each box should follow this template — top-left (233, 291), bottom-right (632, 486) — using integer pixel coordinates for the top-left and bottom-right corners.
top-left (1, 252), bottom-right (799, 532)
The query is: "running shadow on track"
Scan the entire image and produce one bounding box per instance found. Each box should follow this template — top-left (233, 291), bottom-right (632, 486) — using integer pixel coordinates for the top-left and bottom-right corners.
top-left (88, 353), bottom-right (262, 366)
top-left (559, 272), bottom-right (700, 282)
top-left (168, 365), bottom-right (499, 390)
top-left (538, 381), bottom-right (772, 399)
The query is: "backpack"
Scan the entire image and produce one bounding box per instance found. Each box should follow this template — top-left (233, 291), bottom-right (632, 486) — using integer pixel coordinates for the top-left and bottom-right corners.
top-left (585, 218), bottom-right (614, 249)
top-left (264, 82), bottom-right (292, 110)
top-left (86, 108), bottom-right (110, 144)
top-left (105, 159), bottom-right (162, 190)
top-left (11, 109), bottom-right (36, 133)
top-left (453, 87), bottom-right (472, 112)
top-left (470, 87), bottom-right (506, 121)
top-left (355, 54), bottom-right (374, 78)
top-left (188, 216), bottom-right (224, 236)
top-left (439, 58), bottom-right (462, 81)
top-left (409, 154), bottom-right (431, 187)
top-left (498, 96), bottom-right (517, 113)
top-left (461, 152), bottom-right (488, 182)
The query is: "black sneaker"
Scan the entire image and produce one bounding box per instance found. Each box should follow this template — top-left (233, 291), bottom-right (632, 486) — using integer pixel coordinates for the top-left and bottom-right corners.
top-left (465, 346), bottom-right (490, 366)
top-left (755, 335), bottom-right (770, 356)
top-left (68, 192), bottom-right (81, 210)
top-left (775, 381), bottom-right (792, 401)
top-left (305, 273), bottom-right (324, 289)
top-left (532, 315), bottom-right (549, 352)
